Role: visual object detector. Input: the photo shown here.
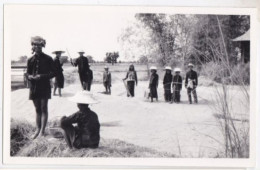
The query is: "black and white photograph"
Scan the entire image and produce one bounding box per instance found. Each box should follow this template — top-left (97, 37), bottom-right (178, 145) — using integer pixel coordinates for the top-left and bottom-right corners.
top-left (2, 4), bottom-right (257, 167)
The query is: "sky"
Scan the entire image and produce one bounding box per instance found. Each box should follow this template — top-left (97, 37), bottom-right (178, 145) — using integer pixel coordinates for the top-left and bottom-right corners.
top-left (5, 5), bottom-right (136, 61)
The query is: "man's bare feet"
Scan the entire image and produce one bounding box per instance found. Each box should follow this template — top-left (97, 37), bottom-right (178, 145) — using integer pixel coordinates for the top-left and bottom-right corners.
top-left (31, 130), bottom-right (40, 139)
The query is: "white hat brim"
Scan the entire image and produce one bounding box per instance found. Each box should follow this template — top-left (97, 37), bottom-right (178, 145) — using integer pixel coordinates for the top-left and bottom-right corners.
top-left (68, 96), bottom-right (99, 104)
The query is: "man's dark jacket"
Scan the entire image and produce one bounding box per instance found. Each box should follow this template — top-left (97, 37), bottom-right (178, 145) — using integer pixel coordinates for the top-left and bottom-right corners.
top-left (27, 53), bottom-right (56, 100)
top-left (185, 70), bottom-right (198, 87)
top-left (74, 56), bottom-right (89, 74)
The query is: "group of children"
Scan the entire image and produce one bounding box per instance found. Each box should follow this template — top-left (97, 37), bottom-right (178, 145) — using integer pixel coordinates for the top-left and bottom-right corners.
top-left (149, 63), bottom-right (198, 104)
top-left (102, 63), bottom-right (198, 104)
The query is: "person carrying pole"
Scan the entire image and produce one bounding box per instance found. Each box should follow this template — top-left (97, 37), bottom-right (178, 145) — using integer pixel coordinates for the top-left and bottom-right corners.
top-left (185, 63), bottom-right (198, 104)
top-left (70, 50), bottom-right (89, 90)
top-left (123, 64), bottom-right (138, 97)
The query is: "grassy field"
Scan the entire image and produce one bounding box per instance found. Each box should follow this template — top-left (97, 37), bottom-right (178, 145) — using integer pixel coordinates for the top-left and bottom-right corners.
top-left (11, 119), bottom-right (175, 157)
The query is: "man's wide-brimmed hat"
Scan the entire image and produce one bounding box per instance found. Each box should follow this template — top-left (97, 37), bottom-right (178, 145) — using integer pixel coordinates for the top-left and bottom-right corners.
top-left (78, 50), bottom-right (85, 53)
top-left (150, 66), bottom-right (157, 70)
top-left (68, 91), bottom-right (99, 104)
top-left (165, 66), bottom-right (172, 70)
top-left (104, 66), bottom-right (109, 69)
top-left (31, 36), bottom-right (46, 47)
top-left (188, 63), bottom-right (194, 67)
top-left (52, 50), bottom-right (65, 54)
top-left (174, 68), bottom-right (181, 72)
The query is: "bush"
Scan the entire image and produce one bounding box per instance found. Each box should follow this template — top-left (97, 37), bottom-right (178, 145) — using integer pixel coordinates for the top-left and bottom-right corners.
top-left (200, 62), bottom-right (250, 85)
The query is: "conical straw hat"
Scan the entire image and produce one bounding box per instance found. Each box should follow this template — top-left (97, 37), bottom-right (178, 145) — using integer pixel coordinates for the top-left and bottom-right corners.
top-left (68, 91), bottom-right (99, 104)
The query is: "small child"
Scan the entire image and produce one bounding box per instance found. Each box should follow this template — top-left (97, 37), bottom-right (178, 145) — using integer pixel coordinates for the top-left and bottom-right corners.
top-left (172, 68), bottom-right (182, 103)
top-left (163, 66), bottom-right (173, 102)
top-left (103, 66), bottom-right (111, 94)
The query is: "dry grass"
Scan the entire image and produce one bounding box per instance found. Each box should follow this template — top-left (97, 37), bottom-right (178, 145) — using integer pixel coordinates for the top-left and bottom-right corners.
top-left (11, 119), bottom-right (175, 158)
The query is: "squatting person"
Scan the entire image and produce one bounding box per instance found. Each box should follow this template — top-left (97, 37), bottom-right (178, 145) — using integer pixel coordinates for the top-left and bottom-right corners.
top-left (163, 66), bottom-right (173, 102)
top-left (172, 68), bottom-right (182, 103)
top-left (123, 64), bottom-right (138, 97)
top-left (60, 91), bottom-right (100, 149)
top-left (70, 50), bottom-right (89, 90)
top-left (103, 66), bottom-right (112, 94)
top-left (53, 50), bottom-right (65, 97)
top-left (27, 36), bottom-right (56, 139)
top-left (185, 63), bottom-right (198, 104)
top-left (149, 66), bottom-right (159, 102)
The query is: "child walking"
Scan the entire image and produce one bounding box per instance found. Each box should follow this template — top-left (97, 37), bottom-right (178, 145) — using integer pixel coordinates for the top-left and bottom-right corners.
top-left (103, 66), bottom-right (111, 94)
top-left (172, 68), bottom-right (182, 103)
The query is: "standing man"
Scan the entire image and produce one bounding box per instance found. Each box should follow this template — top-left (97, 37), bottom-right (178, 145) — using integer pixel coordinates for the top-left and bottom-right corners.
top-left (185, 63), bottom-right (198, 104)
top-left (70, 50), bottom-right (89, 90)
top-left (123, 64), bottom-right (138, 97)
top-left (53, 50), bottom-right (65, 97)
top-left (27, 36), bottom-right (56, 139)
top-left (86, 64), bottom-right (93, 91)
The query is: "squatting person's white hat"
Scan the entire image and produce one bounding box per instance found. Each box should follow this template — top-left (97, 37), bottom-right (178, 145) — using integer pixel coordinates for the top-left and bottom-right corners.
top-left (165, 66), bottom-right (172, 70)
top-left (174, 68), bottom-right (181, 72)
top-left (188, 63), bottom-right (194, 67)
top-left (78, 50), bottom-right (85, 53)
top-left (150, 66), bottom-right (157, 70)
top-left (68, 91), bottom-right (99, 104)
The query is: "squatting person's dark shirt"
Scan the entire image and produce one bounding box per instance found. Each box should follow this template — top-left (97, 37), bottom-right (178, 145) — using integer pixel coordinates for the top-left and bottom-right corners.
top-left (61, 108), bottom-right (100, 148)
top-left (27, 52), bottom-right (56, 100)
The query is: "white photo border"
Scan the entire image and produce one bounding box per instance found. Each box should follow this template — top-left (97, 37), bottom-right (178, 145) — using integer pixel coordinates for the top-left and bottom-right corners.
top-left (2, 4), bottom-right (258, 168)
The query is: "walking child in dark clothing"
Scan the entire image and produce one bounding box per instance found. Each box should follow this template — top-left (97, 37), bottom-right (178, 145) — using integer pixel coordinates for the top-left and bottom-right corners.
top-left (163, 66), bottom-right (173, 102)
top-left (53, 50), bottom-right (65, 97)
top-left (70, 50), bottom-right (89, 90)
top-left (149, 66), bottom-right (159, 102)
top-left (172, 68), bottom-right (182, 103)
top-left (103, 66), bottom-right (111, 94)
top-left (123, 64), bottom-right (138, 97)
top-left (86, 64), bottom-right (93, 91)
top-left (60, 91), bottom-right (100, 149)
top-left (185, 63), bottom-right (198, 104)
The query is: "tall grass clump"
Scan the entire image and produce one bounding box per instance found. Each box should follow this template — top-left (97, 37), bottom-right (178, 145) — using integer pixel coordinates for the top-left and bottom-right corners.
top-left (10, 119), bottom-right (35, 156)
top-left (195, 16), bottom-right (249, 158)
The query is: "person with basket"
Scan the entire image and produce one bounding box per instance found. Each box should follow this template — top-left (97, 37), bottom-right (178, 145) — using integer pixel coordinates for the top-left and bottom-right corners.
top-left (185, 63), bottom-right (198, 104)
top-left (123, 64), bottom-right (138, 97)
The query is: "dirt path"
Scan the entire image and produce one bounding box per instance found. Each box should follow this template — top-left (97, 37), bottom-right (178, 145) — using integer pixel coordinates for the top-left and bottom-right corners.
top-left (11, 80), bottom-right (248, 157)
